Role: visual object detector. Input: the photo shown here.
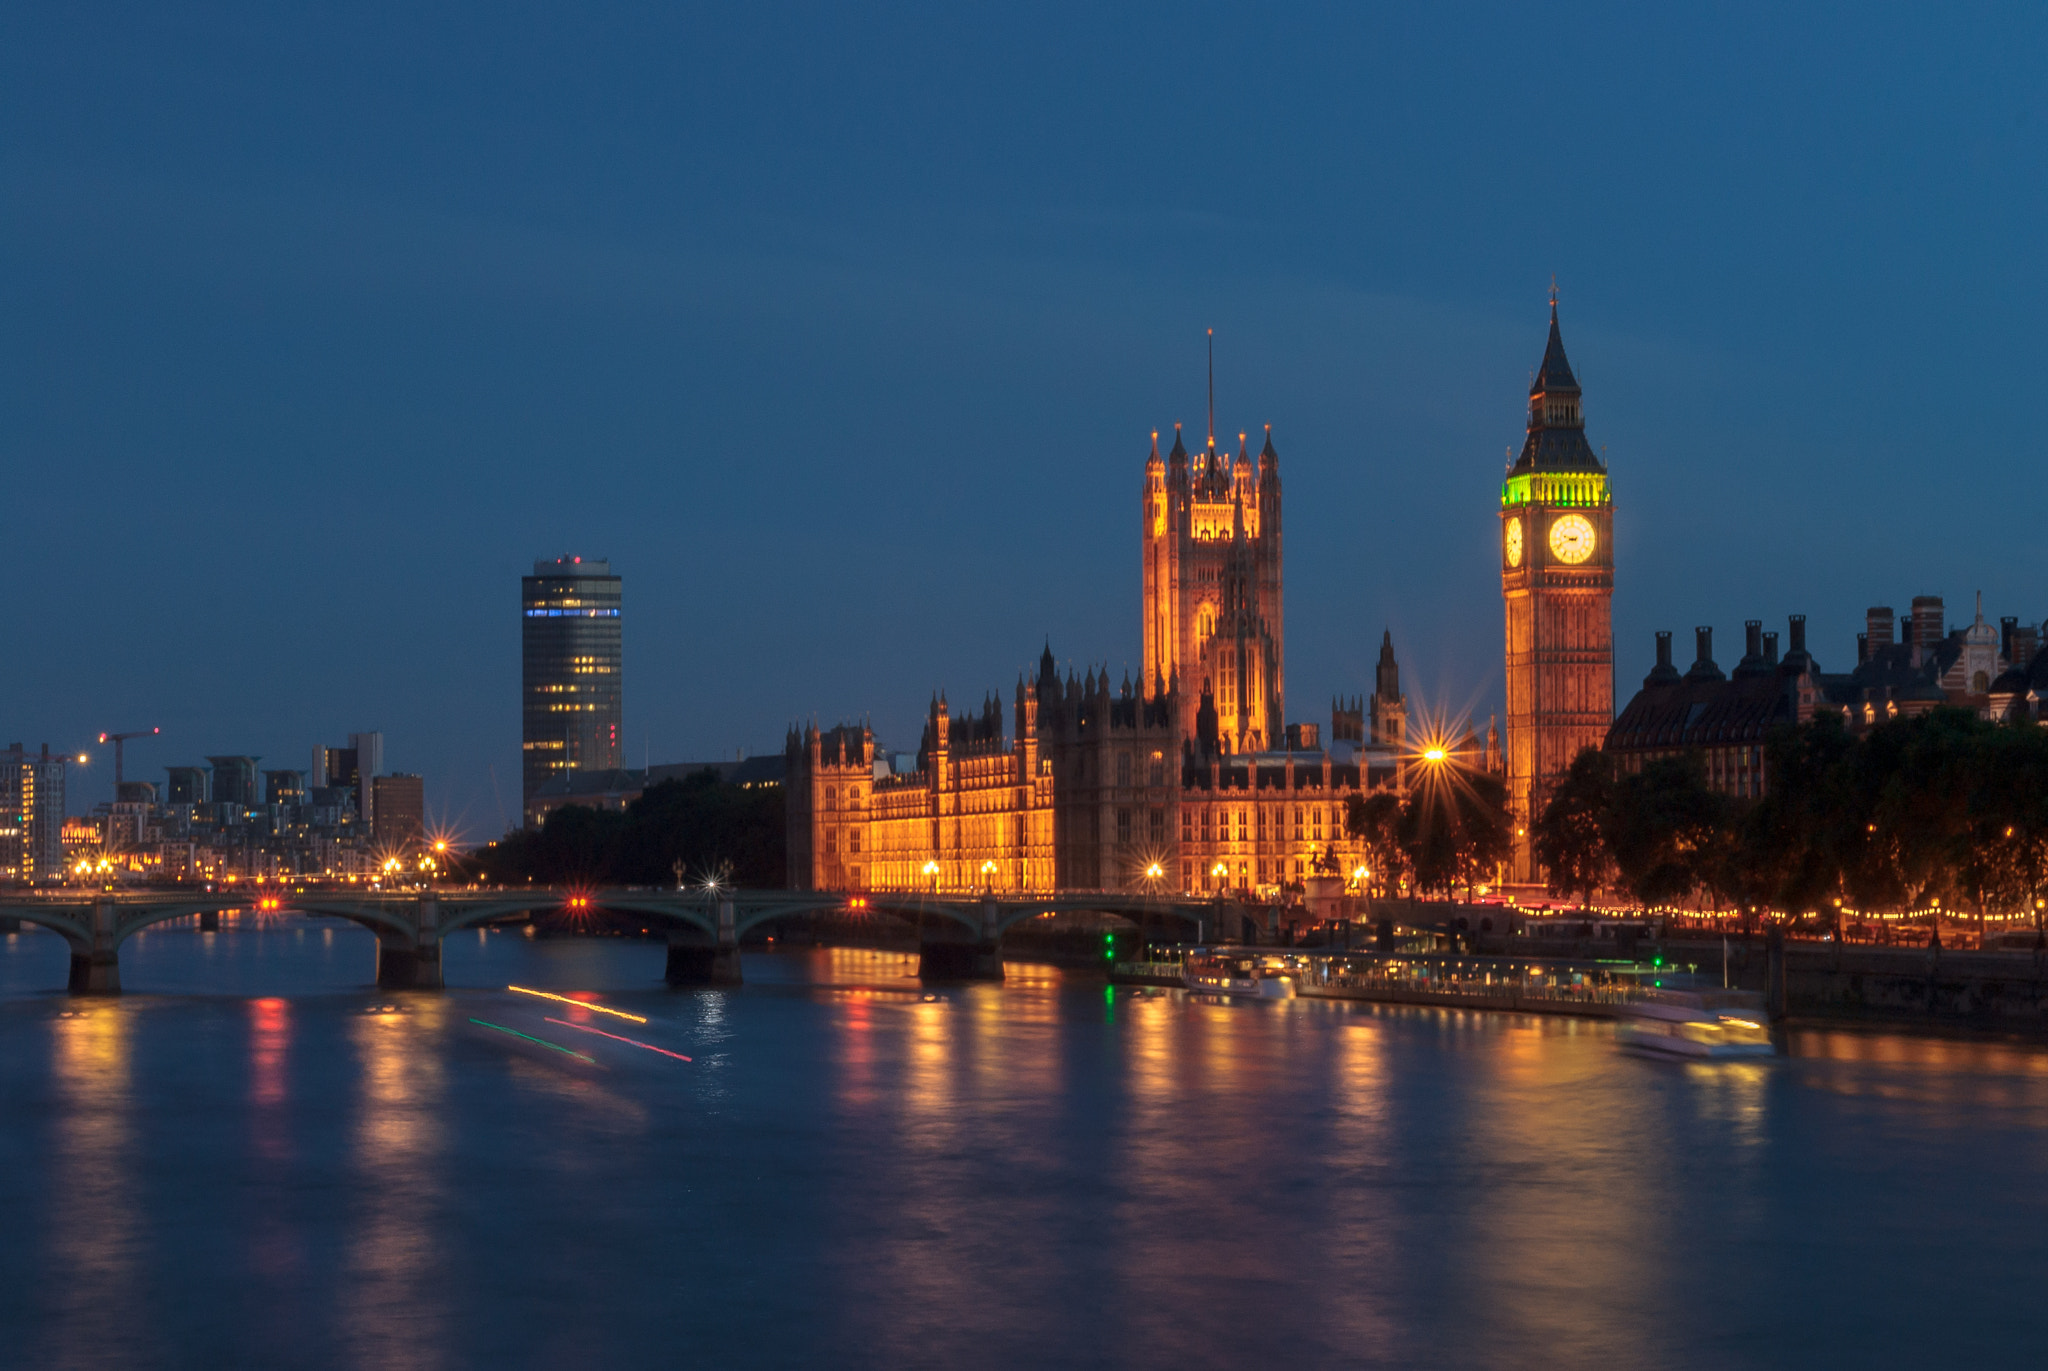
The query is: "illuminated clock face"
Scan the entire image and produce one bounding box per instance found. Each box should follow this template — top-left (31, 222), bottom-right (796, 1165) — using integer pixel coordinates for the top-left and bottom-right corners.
top-left (1549, 513), bottom-right (1597, 564)
top-left (1504, 516), bottom-right (1523, 568)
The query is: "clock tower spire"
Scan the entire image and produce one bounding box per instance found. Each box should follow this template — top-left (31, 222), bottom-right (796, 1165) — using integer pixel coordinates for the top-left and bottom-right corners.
top-left (1500, 295), bottom-right (1615, 886)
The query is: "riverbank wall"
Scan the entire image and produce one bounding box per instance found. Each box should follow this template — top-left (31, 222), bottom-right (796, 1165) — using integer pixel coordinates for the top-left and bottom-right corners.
top-left (1669, 937), bottom-right (2048, 1032)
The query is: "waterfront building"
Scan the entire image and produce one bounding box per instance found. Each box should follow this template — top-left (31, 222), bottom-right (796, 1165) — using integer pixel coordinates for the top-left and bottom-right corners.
top-left (0, 744), bottom-right (69, 883)
top-left (206, 756), bottom-right (261, 809)
top-left (372, 773), bottom-right (425, 852)
top-left (1500, 299), bottom-right (1615, 882)
top-left (785, 377), bottom-right (1451, 896)
top-left (522, 557), bottom-right (623, 825)
top-left (1143, 421), bottom-right (1284, 750)
top-left (1606, 598), bottom-right (2047, 797)
top-left (164, 765), bottom-right (209, 806)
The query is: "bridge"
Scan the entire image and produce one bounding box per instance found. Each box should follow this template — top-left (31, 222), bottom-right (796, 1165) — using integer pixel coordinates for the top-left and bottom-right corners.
top-left (0, 887), bottom-right (1243, 994)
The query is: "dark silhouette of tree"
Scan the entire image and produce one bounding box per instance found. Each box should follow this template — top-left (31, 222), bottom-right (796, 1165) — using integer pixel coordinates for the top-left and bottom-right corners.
top-left (1606, 756), bottom-right (1730, 908)
top-left (1344, 790), bottom-right (1406, 896)
top-left (1396, 763), bottom-right (1512, 899)
top-left (471, 772), bottom-right (784, 889)
top-left (1533, 746), bottom-right (1612, 908)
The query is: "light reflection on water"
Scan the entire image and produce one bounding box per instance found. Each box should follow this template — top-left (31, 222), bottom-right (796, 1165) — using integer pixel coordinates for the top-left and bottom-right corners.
top-left (1, 926), bottom-right (2047, 1368)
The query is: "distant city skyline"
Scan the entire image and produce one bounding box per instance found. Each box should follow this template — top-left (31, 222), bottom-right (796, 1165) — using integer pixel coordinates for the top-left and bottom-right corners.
top-left (8, 6), bottom-right (2046, 837)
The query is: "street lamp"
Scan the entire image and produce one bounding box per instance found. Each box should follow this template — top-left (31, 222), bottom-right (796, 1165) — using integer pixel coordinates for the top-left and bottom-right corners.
top-left (980, 858), bottom-right (997, 891)
top-left (923, 859), bottom-right (940, 893)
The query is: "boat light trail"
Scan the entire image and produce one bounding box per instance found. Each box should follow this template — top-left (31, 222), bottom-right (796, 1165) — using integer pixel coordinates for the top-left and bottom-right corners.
top-left (506, 986), bottom-right (648, 1023)
top-left (468, 1018), bottom-right (596, 1063)
top-left (545, 1017), bottom-right (693, 1061)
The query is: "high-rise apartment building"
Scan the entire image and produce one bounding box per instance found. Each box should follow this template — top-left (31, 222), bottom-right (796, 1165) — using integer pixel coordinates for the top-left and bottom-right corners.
top-left (1, 744), bottom-right (69, 883)
top-left (206, 756), bottom-right (261, 809)
top-left (311, 731), bottom-right (383, 823)
top-left (522, 557), bottom-right (622, 824)
top-left (1500, 298), bottom-right (1615, 883)
top-left (372, 773), bottom-right (425, 851)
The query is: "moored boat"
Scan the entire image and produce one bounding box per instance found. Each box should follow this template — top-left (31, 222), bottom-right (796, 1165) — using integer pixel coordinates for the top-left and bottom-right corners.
top-left (1183, 951), bottom-right (1295, 999)
top-left (1616, 985), bottom-right (1775, 1058)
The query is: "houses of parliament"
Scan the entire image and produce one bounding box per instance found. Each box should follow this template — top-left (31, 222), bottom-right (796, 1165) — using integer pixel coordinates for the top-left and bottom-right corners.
top-left (787, 305), bottom-right (1610, 894)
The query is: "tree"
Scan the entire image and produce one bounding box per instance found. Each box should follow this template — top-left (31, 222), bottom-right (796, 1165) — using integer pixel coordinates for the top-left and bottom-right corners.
top-left (1605, 755), bottom-right (1730, 909)
top-left (1534, 746), bottom-right (1613, 907)
top-left (470, 772), bottom-right (785, 889)
top-left (1396, 762), bottom-right (1512, 900)
top-left (1344, 790), bottom-right (1407, 896)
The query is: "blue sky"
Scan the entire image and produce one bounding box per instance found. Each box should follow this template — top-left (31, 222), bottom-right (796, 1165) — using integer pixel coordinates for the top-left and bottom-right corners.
top-left (5, 3), bottom-right (2045, 836)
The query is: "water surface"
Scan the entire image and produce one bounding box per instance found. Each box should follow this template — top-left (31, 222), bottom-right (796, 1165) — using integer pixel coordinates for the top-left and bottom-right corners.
top-left (3, 920), bottom-right (2044, 1369)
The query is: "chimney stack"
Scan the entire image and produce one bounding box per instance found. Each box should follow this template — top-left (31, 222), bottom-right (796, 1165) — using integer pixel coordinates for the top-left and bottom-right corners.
top-left (1867, 606), bottom-right (1895, 650)
top-left (2001, 616), bottom-right (2018, 663)
top-left (1656, 630), bottom-right (1673, 672)
top-left (1911, 596), bottom-right (1945, 653)
top-left (1764, 631), bottom-right (1780, 666)
top-left (1696, 626), bottom-right (1714, 666)
top-left (1789, 614), bottom-right (1808, 655)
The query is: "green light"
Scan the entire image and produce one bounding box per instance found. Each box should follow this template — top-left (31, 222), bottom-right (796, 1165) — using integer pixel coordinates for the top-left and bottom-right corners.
top-left (1501, 471), bottom-right (1611, 511)
top-left (469, 1018), bottom-right (595, 1063)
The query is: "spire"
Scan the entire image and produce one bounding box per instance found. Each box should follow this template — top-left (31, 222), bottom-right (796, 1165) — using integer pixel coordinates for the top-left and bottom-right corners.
top-left (1533, 293), bottom-right (1580, 395)
top-left (1206, 327), bottom-right (1215, 450)
top-left (1513, 291), bottom-right (1602, 475)
top-left (1259, 424), bottom-right (1276, 461)
top-left (1168, 423), bottom-right (1187, 461)
top-left (1148, 430), bottom-right (1160, 464)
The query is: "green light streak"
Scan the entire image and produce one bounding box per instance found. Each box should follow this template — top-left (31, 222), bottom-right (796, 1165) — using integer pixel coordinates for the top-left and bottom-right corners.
top-left (468, 1018), bottom-right (596, 1063)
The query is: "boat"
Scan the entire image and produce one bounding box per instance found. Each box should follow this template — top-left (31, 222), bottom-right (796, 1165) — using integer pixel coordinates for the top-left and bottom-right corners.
top-left (1183, 951), bottom-right (1295, 1000)
top-left (1616, 985), bottom-right (1775, 1058)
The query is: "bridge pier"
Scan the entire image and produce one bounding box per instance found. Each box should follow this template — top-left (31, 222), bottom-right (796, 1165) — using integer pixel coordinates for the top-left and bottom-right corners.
top-left (918, 898), bottom-right (1005, 981)
top-left (375, 894), bottom-right (444, 990)
top-left (68, 899), bottom-right (121, 994)
top-left (666, 897), bottom-right (742, 986)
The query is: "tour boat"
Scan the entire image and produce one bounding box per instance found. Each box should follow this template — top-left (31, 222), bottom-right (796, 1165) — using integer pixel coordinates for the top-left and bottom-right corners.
top-left (1182, 952), bottom-right (1295, 1000)
top-left (1616, 986), bottom-right (1775, 1058)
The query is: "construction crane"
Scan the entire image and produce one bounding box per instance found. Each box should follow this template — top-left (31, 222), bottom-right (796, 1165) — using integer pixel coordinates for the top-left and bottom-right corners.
top-left (97, 727), bottom-right (162, 789)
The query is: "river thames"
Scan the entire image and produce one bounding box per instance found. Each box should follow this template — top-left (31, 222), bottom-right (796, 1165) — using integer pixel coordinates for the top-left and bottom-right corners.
top-left (3, 922), bottom-right (2046, 1369)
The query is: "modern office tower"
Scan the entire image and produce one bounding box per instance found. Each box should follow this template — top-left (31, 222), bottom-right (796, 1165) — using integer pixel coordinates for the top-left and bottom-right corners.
top-left (263, 770), bottom-right (308, 806)
top-left (165, 766), bottom-right (209, 805)
top-left (372, 773), bottom-right (426, 851)
top-left (312, 731), bottom-right (383, 822)
top-left (206, 756), bottom-right (261, 809)
top-left (0, 744), bottom-right (69, 883)
top-left (522, 556), bottom-right (623, 824)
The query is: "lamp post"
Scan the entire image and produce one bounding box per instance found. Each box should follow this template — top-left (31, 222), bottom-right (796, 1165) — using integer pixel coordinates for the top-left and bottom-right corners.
top-left (923, 860), bottom-right (940, 895)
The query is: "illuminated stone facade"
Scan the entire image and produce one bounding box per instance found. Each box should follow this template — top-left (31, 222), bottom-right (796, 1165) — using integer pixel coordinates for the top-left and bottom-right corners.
top-left (1501, 303), bottom-right (1615, 883)
top-left (1144, 424), bottom-right (1283, 751)
top-left (787, 408), bottom-right (1405, 896)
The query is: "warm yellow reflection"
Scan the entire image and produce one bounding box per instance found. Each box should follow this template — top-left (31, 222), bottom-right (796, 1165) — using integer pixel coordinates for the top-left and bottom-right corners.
top-left (341, 1000), bottom-right (447, 1370)
top-left (46, 1009), bottom-right (136, 1358)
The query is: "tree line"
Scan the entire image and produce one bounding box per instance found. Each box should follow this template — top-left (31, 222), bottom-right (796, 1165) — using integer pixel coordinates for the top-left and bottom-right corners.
top-left (1533, 709), bottom-right (2048, 925)
top-left (470, 772), bottom-right (785, 889)
top-left (1345, 763), bottom-right (1513, 899)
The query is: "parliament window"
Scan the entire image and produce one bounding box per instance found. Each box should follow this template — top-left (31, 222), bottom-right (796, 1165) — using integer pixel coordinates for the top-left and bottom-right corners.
top-left (1117, 753), bottom-right (1132, 787)
top-left (1117, 808), bottom-right (1131, 843)
top-left (1149, 808), bottom-right (1164, 842)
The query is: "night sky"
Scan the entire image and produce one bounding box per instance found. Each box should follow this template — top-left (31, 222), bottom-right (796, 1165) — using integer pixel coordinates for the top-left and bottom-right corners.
top-left (6, 3), bottom-right (2044, 838)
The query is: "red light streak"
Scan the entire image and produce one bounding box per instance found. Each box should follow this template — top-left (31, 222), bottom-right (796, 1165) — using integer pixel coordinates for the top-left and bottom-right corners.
top-left (544, 1017), bottom-right (692, 1061)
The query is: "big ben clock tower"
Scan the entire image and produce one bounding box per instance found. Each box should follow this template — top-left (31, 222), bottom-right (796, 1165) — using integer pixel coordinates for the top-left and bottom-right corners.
top-left (1501, 296), bottom-right (1614, 884)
